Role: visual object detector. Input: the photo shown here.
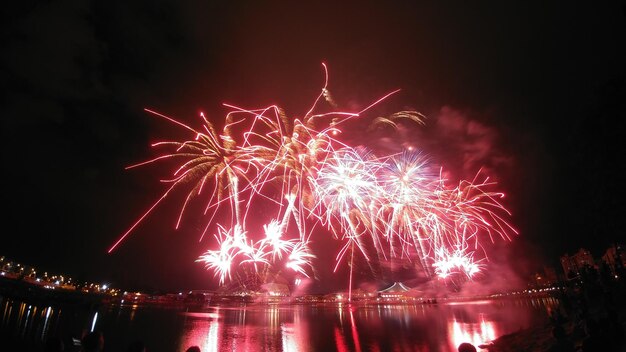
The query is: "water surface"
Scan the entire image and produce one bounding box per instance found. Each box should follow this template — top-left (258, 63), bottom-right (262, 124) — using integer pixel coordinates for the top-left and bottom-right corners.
top-left (0, 296), bottom-right (558, 351)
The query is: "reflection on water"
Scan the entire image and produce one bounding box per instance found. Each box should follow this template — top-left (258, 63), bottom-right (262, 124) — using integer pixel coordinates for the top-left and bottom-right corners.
top-left (0, 296), bottom-right (559, 351)
top-left (176, 298), bottom-right (558, 352)
top-left (0, 299), bottom-right (60, 346)
top-left (449, 315), bottom-right (496, 349)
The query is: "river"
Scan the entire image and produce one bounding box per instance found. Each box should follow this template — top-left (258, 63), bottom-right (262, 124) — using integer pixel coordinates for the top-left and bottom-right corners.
top-left (0, 295), bottom-right (558, 351)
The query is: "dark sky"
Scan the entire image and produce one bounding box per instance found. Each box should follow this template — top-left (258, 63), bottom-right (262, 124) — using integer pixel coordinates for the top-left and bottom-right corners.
top-left (2, 0), bottom-right (625, 292)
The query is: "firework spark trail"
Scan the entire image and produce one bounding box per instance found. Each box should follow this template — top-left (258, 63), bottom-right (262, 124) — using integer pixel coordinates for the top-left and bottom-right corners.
top-left (285, 241), bottom-right (316, 277)
top-left (111, 65), bottom-right (517, 287)
top-left (374, 152), bottom-right (436, 273)
top-left (196, 225), bottom-right (238, 285)
top-left (261, 219), bottom-right (295, 261)
top-left (432, 244), bottom-right (482, 280)
top-left (196, 223), bottom-right (316, 284)
top-left (311, 148), bottom-right (380, 236)
top-left (309, 147), bottom-right (385, 272)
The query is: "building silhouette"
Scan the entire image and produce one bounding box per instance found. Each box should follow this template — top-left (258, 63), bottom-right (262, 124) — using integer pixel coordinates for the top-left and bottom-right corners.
top-left (560, 248), bottom-right (595, 279)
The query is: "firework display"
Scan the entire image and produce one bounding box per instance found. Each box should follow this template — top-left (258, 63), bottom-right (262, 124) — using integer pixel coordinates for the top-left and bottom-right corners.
top-left (109, 65), bottom-right (517, 287)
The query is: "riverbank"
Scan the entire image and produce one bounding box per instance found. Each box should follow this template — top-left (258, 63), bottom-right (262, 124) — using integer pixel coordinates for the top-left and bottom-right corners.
top-left (480, 277), bottom-right (626, 351)
top-left (0, 276), bottom-right (110, 308)
top-left (480, 315), bottom-right (626, 351)
top-left (3, 268), bottom-right (626, 351)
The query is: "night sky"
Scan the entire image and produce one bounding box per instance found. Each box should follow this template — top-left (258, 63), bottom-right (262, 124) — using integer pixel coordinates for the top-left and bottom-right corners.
top-left (2, 1), bottom-right (625, 292)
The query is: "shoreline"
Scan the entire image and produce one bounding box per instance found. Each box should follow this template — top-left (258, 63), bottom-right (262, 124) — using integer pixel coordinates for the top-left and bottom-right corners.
top-left (0, 276), bottom-right (110, 309)
top-left (480, 283), bottom-right (626, 351)
top-left (0, 274), bottom-right (556, 308)
top-left (480, 317), bottom-right (626, 351)
top-left (3, 273), bottom-right (625, 351)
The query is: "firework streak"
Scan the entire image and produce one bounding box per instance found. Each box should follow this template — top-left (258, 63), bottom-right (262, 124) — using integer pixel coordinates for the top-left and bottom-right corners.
top-left (109, 65), bottom-right (517, 286)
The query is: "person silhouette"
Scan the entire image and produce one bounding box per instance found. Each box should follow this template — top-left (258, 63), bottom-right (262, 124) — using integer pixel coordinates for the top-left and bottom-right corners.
top-left (126, 340), bottom-right (147, 352)
top-left (81, 331), bottom-right (104, 352)
top-left (581, 319), bottom-right (610, 351)
top-left (185, 347), bottom-right (201, 352)
top-left (44, 337), bottom-right (65, 352)
top-left (548, 325), bottom-right (575, 352)
top-left (457, 342), bottom-right (477, 352)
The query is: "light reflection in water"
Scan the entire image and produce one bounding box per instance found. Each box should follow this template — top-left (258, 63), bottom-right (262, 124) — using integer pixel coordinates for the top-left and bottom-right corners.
top-left (180, 306), bottom-right (314, 352)
top-left (281, 324), bottom-right (297, 352)
top-left (349, 309), bottom-right (362, 352)
top-left (179, 308), bottom-right (221, 352)
top-left (1, 295), bottom-right (557, 351)
top-left (334, 325), bottom-right (349, 352)
top-left (281, 307), bottom-right (307, 352)
top-left (129, 304), bottom-right (138, 321)
top-left (207, 318), bottom-right (220, 352)
top-left (40, 306), bottom-right (53, 340)
top-left (0, 299), bottom-right (59, 346)
top-left (178, 301), bottom-right (554, 352)
top-left (449, 315), bottom-right (497, 350)
top-left (21, 304), bottom-right (32, 338)
top-left (90, 311), bottom-right (98, 332)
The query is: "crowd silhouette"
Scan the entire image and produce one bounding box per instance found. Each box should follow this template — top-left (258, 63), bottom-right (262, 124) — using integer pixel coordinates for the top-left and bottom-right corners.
top-left (545, 258), bottom-right (626, 351)
top-left (40, 329), bottom-right (201, 352)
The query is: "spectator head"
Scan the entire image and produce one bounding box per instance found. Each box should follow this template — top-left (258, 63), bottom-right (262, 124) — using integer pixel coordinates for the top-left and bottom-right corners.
top-left (81, 331), bottom-right (104, 352)
top-left (127, 340), bottom-right (147, 352)
top-left (458, 342), bottom-right (477, 352)
top-left (44, 337), bottom-right (65, 352)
